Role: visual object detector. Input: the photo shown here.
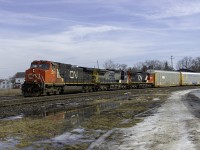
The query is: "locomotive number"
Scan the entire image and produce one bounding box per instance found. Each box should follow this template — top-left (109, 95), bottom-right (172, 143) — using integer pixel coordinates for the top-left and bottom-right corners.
top-left (70, 71), bottom-right (78, 79)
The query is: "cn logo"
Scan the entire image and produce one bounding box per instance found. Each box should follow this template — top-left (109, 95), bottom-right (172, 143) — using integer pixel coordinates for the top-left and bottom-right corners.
top-left (70, 71), bottom-right (78, 79)
top-left (138, 75), bottom-right (142, 81)
top-left (28, 73), bottom-right (40, 80)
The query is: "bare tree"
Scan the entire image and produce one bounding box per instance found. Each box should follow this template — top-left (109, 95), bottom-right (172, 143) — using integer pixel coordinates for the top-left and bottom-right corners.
top-left (132, 63), bottom-right (144, 72)
top-left (145, 60), bottom-right (163, 70)
top-left (176, 57), bottom-right (193, 70)
top-left (191, 57), bottom-right (200, 72)
top-left (103, 60), bottom-right (127, 70)
top-left (164, 61), bottom-right (173, 71)
top-left (103, 59), bottom-right (116, 70)
top-left (116, 64), bottom-right (127, 71)
top-left (131, 60), bottom-right (173, 71)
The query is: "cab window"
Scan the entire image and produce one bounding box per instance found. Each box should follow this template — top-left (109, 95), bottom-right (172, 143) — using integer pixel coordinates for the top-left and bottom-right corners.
top-left (31, 63), bottom-right (38, 68)
top-left (30, 63), bottom-right (50, 70)
top-left (52, 64), bottom-right (56, 71)
top-left (39, 64), bottom-right (50, 70)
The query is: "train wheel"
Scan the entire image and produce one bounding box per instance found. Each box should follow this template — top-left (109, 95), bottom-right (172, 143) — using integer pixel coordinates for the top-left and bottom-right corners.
top-left (22, 91), bottom-right (30, 97)
top-left (59, 89), bottom-right (64, 95)
top-left (100, 86), bottom-right (104, 91)
top-left (82, 86), bottom-right (86, 93)
top-left (33, 92), bottom-right (40, 97)
top-left (85, 86), bottom-right (90, 93)
top-left (106, 86), bottom-right (110, 91)
top-left (88, 86), bottom-right (93, 92)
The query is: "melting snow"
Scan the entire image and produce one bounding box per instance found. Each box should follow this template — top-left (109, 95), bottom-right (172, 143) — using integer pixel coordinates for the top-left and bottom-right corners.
top-left (95, 89), bottom-right (200, 150)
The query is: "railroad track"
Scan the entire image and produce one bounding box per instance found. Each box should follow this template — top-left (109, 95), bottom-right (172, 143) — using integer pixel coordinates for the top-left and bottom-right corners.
top-left (0, 89), bottom-right (138, 108)
top-left (0, 86), bottom-right (198, 108)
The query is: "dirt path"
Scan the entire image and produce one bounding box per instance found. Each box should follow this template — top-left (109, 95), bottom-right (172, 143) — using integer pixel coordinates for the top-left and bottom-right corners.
top-left (95, 89), bottom-right (200, 150)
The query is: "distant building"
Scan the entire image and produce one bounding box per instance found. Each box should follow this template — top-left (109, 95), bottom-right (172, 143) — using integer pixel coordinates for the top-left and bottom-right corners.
top-left (0, 79), bottom-right (13, 89)
top-left (13, 72), bottom-right (25, 89)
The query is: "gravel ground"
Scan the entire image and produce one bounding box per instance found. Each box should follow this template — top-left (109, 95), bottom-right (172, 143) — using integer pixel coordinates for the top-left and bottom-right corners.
top-left (92, 89), bottom-right (200, 150)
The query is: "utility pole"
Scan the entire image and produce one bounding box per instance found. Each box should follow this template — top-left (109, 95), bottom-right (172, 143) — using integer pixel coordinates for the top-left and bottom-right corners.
top-left (171, 56), bottom-right (174, 69)
top-left (97, 60), bottom-right (99, 69)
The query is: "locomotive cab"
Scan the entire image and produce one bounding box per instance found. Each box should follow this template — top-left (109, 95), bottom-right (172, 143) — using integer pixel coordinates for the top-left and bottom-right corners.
top-left (22, 60), bottom-right (59, 96)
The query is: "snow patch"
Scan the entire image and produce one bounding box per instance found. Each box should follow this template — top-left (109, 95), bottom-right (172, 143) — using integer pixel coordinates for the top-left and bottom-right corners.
top-left (1, 114), bottom-right (23, 121)
top-left (118, 89), bottom-right (197, 150)
top-left (153, 98), bottom-right (160, 101)
top-left (98, 89), bottom-right (199, 150)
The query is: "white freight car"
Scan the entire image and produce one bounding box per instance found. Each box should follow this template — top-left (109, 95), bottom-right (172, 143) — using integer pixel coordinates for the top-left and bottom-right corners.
top-left (147, 70), bottom-right (180, 87)
top-left (181, 72), bottom-right (200, 85)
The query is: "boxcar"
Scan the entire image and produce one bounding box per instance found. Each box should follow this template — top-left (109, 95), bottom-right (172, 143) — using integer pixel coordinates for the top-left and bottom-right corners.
top-left (147, 70), bottom-right (180, 87)
top-left (181, 72), bottom-right (200, 86)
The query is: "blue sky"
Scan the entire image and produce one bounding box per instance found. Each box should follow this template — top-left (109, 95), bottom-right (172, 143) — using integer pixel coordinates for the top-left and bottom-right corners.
top-left (0, 0), bottom-right (200, 78)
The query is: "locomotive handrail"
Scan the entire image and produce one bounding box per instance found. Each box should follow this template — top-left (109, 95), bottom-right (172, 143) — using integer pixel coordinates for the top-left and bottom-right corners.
top-left (39, 74), bottom-right (45, 94)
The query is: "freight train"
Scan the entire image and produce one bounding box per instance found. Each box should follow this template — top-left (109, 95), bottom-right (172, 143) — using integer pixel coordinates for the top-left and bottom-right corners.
top-left (21, 60), bottom-right (150, 96)
top-left (21, 60), bottom-right (200, 97)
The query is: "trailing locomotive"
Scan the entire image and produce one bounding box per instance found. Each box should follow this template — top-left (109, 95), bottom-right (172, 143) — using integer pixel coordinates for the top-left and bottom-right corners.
top-left (22, 60), bottom-right (150, 97)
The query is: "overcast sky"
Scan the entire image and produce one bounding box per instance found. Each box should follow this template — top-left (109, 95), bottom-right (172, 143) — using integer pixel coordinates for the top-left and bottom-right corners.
top-left (0, 0), bottom-right (200, 78)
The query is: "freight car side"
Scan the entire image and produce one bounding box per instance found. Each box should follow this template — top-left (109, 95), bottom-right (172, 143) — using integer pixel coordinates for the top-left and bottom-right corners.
top-left (147, 70), bottom-right (180, 87)
top-left (180, 72), bottom-right (200, 86)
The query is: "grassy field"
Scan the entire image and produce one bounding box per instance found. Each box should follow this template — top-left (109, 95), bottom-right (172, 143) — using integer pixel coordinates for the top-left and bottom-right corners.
top-left (0, 89), bottom-right (22, 96)
top-left (0, 95), bottom-right (166, 149)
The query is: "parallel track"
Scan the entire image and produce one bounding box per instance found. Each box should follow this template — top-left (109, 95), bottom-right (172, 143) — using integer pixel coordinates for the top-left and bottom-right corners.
top-left (0, 86), bottom-right (199, 108)
top-left (0, 89), bottom-right (139, 107)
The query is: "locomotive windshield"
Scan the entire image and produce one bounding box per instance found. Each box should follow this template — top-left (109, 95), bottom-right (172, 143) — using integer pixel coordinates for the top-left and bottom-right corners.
top-left (31, 62), bottom-right (50, 70)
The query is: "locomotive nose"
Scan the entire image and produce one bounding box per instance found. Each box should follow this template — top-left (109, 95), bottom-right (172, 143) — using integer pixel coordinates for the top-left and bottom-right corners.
top-left (25, 68), bottom-right (44, 82)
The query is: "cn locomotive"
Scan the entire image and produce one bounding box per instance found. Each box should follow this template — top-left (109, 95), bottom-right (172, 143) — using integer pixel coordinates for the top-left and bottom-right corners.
top-left (21, 60), bottom-right (151, 97)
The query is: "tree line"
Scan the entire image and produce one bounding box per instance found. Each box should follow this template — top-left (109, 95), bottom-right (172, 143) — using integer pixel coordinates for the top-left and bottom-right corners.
top-left (103, 56), bottom-right (200, 72)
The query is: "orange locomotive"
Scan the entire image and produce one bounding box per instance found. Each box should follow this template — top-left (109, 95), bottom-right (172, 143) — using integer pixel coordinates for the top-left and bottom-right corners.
top-left (22, 60), bottom-right (98, 96)
top-left (22, 60), bottom-right (62, 96)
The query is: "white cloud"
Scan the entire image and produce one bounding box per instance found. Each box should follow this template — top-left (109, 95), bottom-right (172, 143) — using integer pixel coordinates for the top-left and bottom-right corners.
top-left (14, 0), bottom-right (129, 5)
top-left (137, 0), bottom-right (200, 19)
top-left (1, 0), bottom-right (200, 78)
top-left (0, 24), bottom-right (165, 78)
top-left (68, 25), bottom-right (121, 36)
top-left (0, 10), bottom-right (67, 26)
top-left (0, 0), bottom-right (10, 2)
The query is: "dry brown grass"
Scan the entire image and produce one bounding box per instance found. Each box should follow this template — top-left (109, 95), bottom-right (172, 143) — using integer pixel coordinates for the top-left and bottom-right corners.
top-left (0, 89), bottom-right (22, 96)
top-left (0, 117), bottom-right (65, 148)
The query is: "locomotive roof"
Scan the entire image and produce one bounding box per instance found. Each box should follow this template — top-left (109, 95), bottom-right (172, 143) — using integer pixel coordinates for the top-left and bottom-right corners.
top-left (32, 60), bottom-right (49, 62)
top-left (147, 70), bottom-right (179, 73)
